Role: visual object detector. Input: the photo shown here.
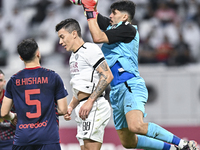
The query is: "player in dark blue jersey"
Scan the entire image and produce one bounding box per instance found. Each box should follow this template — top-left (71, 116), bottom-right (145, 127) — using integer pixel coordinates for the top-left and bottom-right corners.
top-left (1, 38), bottom-right (68, 150)
top-left (0, 70), bottom-right (16, 150)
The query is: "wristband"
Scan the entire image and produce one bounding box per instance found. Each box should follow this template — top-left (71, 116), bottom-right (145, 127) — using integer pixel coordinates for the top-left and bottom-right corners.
top-left (10, 112), bottom-right (15, 120)
top-left (86, 11), bottom-right (98, 20)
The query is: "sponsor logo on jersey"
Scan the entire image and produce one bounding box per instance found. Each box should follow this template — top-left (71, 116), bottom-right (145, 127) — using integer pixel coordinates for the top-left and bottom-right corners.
top-left (70, 61), bottom-right (79, 73)
top-left (19, 120), bottom-right (48, 129)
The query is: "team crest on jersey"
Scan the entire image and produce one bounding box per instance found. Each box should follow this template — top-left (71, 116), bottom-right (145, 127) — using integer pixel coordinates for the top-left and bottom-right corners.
top-left (75, 54), bottom-right (79, 60)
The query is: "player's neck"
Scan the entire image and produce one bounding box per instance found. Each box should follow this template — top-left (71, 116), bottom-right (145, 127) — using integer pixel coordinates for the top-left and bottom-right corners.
top-left (24, 61), bottom-right (40, 68)
top-left (73, 39), bottom-right (84, 53)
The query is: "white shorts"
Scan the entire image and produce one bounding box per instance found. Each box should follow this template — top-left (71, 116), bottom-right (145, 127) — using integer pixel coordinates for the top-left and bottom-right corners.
top-left (75, 96), bottom-right (111, 144)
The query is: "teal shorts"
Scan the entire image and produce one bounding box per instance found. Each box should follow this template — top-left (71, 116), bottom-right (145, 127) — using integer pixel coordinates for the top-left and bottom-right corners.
top-left (110, 77), bottom-right (148, 130)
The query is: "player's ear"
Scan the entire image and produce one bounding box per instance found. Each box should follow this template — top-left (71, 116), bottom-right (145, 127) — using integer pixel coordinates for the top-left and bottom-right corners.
top-left (36, 49), bottom-right (40, 58)
top-left (19, 56), bottom-right (23, 61)
top-left (122, 13), bottom-right (129, 22)
top-left (72, 30), bottom-right (77, 38)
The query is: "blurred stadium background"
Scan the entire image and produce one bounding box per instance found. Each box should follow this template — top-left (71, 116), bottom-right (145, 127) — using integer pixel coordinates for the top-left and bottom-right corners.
top-left (0, 0), bottom-right (200, 149)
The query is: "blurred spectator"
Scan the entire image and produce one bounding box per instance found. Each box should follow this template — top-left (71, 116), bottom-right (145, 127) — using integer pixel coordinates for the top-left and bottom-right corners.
top-left (29, 0), bottom-right (52, 26)
top-left (167, 0), bottom-right (179, 11)
top-left (1, 23), bottom-right (19, 54)
top-left (154, 1), bottom-right (180, 45)
top-left (155, 35), bottom-right (174, 64)
top-left (139, 33), bottom-right (157, 64)
top-left (191, 3), bottom-right (200, 26)
top-left (0, 39), bottom-right (8, 66)
top-left (2, 0), bottom-right (18, 17)
top-left (0, 0), bottom-right (2, 10)
top-left (1, 7), bottom-right (28, 56)
top-left (149, 0), bottom-right (159, 11)
top-left (184, 0), bottom-right (199, 21)
top-left (154, 2), bottom-right (180, 26)
top-left (0, 12), bottom-right (6, 33)
top-left (182, 21), bottom-right (200, 62)
top-left (168, 33), bottom-right (193, 66)
top-left (10, 7), bottom-right (28, 42)
top-left (0, 0), bottom-right (199, 67)
top-left (36, 7), bottom-right (63, 57)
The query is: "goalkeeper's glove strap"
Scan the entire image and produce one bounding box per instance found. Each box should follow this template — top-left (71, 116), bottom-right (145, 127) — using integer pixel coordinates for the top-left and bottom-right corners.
top-left (86, 11), bottom-right (97, 20)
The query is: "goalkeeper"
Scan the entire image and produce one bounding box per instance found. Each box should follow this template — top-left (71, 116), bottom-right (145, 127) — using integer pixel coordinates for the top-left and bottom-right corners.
top-left (74, 0), bottom-right (199, 150)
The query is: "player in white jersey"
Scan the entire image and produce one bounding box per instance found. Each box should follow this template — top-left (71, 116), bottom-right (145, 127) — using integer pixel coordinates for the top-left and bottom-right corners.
top-left (56, 18), bottom-right (113, 150)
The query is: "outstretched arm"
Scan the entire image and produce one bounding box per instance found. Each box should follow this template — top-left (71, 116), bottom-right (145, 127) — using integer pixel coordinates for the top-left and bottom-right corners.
top-left (64, 96), bottom-right (79, 121)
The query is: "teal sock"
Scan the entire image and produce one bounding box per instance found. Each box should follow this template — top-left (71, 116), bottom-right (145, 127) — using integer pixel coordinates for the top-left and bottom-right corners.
top-left (136, 134), bottom-right (172, 150)
top-left (146, 122), bottom-right (175, 143)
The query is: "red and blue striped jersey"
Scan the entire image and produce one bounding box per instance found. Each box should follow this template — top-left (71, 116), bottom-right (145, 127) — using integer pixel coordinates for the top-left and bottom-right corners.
top-left (0, 89), bottom-right (16, 141)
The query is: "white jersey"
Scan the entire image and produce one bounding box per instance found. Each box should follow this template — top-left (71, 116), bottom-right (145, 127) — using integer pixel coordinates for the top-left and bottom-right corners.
top-left (69, 42), bottom-right (105, 99)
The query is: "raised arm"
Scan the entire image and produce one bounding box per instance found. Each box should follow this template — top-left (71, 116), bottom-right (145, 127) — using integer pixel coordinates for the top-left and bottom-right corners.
top-left (87, 16), bottom-right (109, 43)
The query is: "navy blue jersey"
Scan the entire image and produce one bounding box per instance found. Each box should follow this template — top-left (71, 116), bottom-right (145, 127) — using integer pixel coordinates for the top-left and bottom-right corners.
top-left (4, 66), bottom-right (68, 146)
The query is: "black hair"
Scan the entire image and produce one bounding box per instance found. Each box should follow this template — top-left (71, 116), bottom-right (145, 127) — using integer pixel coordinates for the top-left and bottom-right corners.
top-left (17, 38), bottom-right (38, 62)
top-left (55, 18), bottom-right (82, 37)
top-left (110, 0), bottom-right (136, 21)
top-left (0, 69), bottom-right (4, 75)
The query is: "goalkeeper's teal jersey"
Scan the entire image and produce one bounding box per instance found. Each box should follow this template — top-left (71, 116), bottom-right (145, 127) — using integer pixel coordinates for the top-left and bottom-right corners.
top-left (101, 21), bottom-right (140, 77)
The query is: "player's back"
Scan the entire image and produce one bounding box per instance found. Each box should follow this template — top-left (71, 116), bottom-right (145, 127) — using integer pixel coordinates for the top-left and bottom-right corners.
top-left (5, 66), bottom-right (65, 145)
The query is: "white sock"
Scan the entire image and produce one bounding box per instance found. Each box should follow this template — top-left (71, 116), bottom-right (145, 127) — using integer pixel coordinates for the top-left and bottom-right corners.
top-left (178, 139), bottom-right (188, 148)
top-left (170, 145), bottom-right (178, 150)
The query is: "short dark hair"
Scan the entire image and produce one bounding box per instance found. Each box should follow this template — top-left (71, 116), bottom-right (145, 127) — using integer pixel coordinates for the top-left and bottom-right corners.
top-left (110, 0), bottom-right (135, 21)
top-left (55, 18), bottom-right (82, 37)
top-left (17, 38), bottom-right (38, 62)
top-left (0, 69), bottom-right (4, 75)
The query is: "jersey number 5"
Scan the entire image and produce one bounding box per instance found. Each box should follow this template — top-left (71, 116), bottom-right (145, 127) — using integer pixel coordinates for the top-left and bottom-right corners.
top-left (25, 89), bottom-right (41, 118)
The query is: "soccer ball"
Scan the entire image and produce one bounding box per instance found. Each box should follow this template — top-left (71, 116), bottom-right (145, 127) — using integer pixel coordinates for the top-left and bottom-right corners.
top-left (70, 0), bottom-right (82, 5)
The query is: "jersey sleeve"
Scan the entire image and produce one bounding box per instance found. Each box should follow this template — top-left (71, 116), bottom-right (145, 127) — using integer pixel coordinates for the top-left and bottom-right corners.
top-left (54, 73), bottom-right (68, 101)
top-left (97, 13), bottom-right (111, 31)
top-left (85, 44), bottom-right (105, 70)
top-left (105, 22), bottom-right (136, 44)
top-left (4, 78), bottom-right (13, 99)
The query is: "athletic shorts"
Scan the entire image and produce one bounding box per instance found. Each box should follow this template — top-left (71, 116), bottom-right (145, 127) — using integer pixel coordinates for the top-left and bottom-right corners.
top-left (110, 76), bottom-right (148, 130)
top-left (75, 96), bottom-right (111, 144)
top-left (12, 143), bottom-right (61, 150)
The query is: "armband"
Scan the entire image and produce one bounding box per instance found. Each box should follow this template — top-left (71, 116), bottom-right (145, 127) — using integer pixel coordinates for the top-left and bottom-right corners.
top-left (86, 11), bottom-right (98, 20)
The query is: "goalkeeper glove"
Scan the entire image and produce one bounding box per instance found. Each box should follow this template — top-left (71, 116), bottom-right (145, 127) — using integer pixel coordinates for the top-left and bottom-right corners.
top-left (81, 0), bottom-right (98, 20)
top-left (82, 0), bottom-right (98, 11)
